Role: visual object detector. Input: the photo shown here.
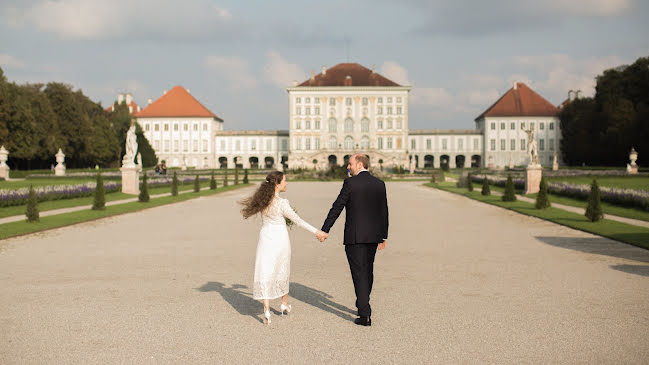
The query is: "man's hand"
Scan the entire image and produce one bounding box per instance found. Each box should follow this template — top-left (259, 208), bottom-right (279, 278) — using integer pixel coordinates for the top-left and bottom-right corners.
top-left (378, 240), bottom-right (387, 251)
top-left (315, 230), bottom-right (328, 242)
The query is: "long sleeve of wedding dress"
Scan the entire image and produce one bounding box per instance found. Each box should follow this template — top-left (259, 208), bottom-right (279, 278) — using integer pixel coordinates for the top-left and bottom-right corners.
top-left (279, 199), bottom-right (317, 234)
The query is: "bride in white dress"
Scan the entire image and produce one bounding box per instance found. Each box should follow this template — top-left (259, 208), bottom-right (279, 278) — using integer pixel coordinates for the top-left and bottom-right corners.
top-left (240, 171), bottom-right (328, 324)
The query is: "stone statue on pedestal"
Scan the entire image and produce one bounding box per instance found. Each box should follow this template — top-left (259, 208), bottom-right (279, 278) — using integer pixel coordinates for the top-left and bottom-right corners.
top-left (55, 148), bottom-right (66, 176)
top-left (0, 145), bottom-right (9, 180)
top-left (627, 147), bottom-right (638, 174)
top-left (525, 128), bottom-right (539, 166)
top-left (122, 122), bottom-right (138, 167)
top-left (552, 152), bottom-right (559, 171)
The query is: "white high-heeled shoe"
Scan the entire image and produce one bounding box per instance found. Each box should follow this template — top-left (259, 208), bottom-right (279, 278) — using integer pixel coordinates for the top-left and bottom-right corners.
top-left (280, 303), bottom-right (292, 316)
top-left (264, 309), bottom-right (271, 325)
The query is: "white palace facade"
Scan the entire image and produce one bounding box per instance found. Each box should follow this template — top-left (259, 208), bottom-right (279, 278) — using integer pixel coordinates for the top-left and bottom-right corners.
top-left (131, 63), bottom-right (562, 170)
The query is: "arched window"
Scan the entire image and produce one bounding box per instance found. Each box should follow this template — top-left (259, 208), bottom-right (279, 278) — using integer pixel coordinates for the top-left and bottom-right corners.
top-left (361, 118), bottom-right (369, 132)
top-left (328, 118), bottom-right (337, 133)
top-left (344, 118), bottom-right (353, 133)
top-left (344, 136), bottom-right (354, 150)
top-left (361, 135), bottom-right (370, 149)
top-left (329, 136), bottom-right (337, 149)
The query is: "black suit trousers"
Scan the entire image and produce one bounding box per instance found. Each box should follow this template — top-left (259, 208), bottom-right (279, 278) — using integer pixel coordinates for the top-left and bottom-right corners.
top-left (345, 243), bottom-right (378, 317)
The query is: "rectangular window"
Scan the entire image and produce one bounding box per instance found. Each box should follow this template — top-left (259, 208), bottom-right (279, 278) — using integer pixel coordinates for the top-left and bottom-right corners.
top-left (397, 97), bottom-right (402, 103)
top-left (377, 106), bottom-right (383, 115)
top-left (387, 106), bottom-right (393, 115)
top-left (154, 123), bottom-right (159, 131)
top-left (183, 140), bottom-right (188, 152)
top-left (193, 140), bottom-right (198, 152)
top-left (203, 123), bottom-right (208, 131)
top-left (521, 139), bottom-right (526, 151)
top-left (296, 97), bottom-right (301, 104)
top-left (251, 140), bottom-right (256, 151)
top-left (315, 107), bottom-right (320, 115)
top-left (510, 139), bottom-right (515, 151)
top-left (346, 97), bottom-right (352, 106)
top-left (490, 122), bottom-right (495, 130)
top-left (510, 122), bottom-right (515, 130)
top-left (458, 139), bottom-right (463, 151)
top-left (184, 123), bottom-right (188, 131)
top-left (442, 139), bottom-right (448, 150)
top-left (549, 122), bottom-right (555, 130)
top-left (314, 138), bottom-right (320, 150)
top-left (550, 138), bottom-right (555, 151)
top-left (174, 123), bottom-right (178, 131)
top-left (530, 122), bottom-right (535, 130)
top-left (281, 140), bottom-right (288, 151)
top-left (145, 123), bottom-right (150, 131)
top-left (387, 97), bottom-right (392, 103)
top-left (397, 106), bottom-right (402, 115)
top-left (539, 139), bottom-right (545, 151)
top-left (521, 122), bottom-right (525, 130)
top-left (500, 139), bottom-right (506, 151)
top-left (329, 98), bottom-right (335, 106)
top-left (296, 107), bottom-right (301, 115)
top-left (377, 120), bottom-right (383, 129)
top-left (315, 120), bottom-right (320, 130)
top-left (203, 139), bottom-right (208, 152)
top-left (378, 137), bottom-right (383, 149)
top-left (387, 120), bottom-right (393, 129)
top-left (296, 137), bottom-right (301, 150)
top-left (305, 107), bottom-right (311, 115)
top-left (266, 139), bottom-right (272, 151)
top-left (193, 123), bottom-right (198, 131)
top-left (315, 97), bottom-right (320, 104)
top-left (473, 138), bottom-right (479, 150)
top-left (500, 122), bottom-right (505, 130)
top-left (426, 139), bottom-right (431, 150)
top-left (490, 139), bottom-right (496, 151)
top-left (362, 97), bottom-right (368, 105)
top-left (305, 97), bottom-right (310, 103)
top-left (305, 138), bottom-right (311, 150)
top-left (154, 140), bottom-right (160, 150)
top-left (303, 120), bottom-right (309, 130)
top-left (397, 121), bottom-right (402, 129)
top-left (387, 137), bottom-right (393, 149)
top-left (174, 140), bottom-right (179, 152)
top-left (378, 97), bottom-right (383, 103)
top-left (296, 120), bottom-right (301, 130)
top-left (540, 122), bottom-right (545, 130)
top-left (164, 140), bottom-right (169, 152)
top-left (164, 124), bottom-right (169, 132)
top-left (411, 140), bottom-right (416, 150)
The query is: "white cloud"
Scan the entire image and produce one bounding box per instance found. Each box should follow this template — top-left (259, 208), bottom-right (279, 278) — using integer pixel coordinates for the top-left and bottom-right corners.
top-left (204, 56), bottom-right (257, 90)
top-left (410, 88), bottom-right (453, 107)
top-left (0, 54), bottom-right (25, 69)
top-left (380, 61), bottom-right (410, 85)
top-left (5, 0), bottom-right (236, 40)
top-left (263, 51), bottom-right (305, 88)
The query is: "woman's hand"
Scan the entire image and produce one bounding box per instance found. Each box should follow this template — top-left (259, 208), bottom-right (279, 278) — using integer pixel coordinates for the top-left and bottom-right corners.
top-left (315, 230), bottom-right (328, 242)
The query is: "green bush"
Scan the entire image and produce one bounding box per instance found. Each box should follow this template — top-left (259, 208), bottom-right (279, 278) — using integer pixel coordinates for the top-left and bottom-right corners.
top-left (25, 185), bottom-right (39, 222)
top-left (481, 177), bottom-right (491, 196)
top-left (210, 170), bottom-right (217, 190)
top-left (243, 169), bottom-right (249, 184)
top-left (139, 174), bottom-right (150, 202)
top-left (234, 167), bottom-right (239, 185)
top-left (585, 179), bottom-right (604, 222)
top-left (467, 173), bottom-right (473, 192)
top-left (171, 171), bottom-right (179, 196)
top-left (535, 177), bottom-right (551, 209)
top-left (194, 175), bottom-right (200, 192)
top-left (502, 174), bottom-right (517, 201)
top-left (92, 173), bottom-right (106, 210)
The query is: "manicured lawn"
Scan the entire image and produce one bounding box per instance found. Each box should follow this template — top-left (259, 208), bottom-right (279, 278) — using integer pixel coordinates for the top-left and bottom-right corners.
top-left (425, 182), bottom-right (649, 250)
top-left (0, 181), bottom-right (218, 218)
top-left (546, 175), bottom-right (649, 191)
top-left (0, 184), bottom-right (250, 241)
top-left (0, 178), bottom-right (100, 189)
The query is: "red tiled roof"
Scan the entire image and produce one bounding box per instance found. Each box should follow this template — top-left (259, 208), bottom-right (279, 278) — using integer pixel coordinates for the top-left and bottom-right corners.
top-left (474, 82), bottom-right (559, 121)
top-left (298, 63), bottom-right (401, 87)
top-left (105, 100), bottom-right (141, 115)
top-left (134, 86), bottom-right (222, 120)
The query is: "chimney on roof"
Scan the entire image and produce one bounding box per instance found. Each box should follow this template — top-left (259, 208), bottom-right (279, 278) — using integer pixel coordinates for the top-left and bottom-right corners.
top-left (568, 90), bottom-right (575, 101)
top-left (125, 93), bottom-right (132, 105)
top-left (322, 66), bottom-right (326, 75)
top-left (147, 98), bottom-right (152, 105)
top-left (310, 70), bottom-right (315, 81)
top-left (163, 89), bottom-right (167, 95)
top-left (372, 65), bottom-right (376, 74)
top-left (186, 88), bottom-right (190, 93)
top-left (292, 80), bottom-right (298, 87)
top-left (344, 75), bottom-right (352, 86)
top-left (117, 93), bottom-right (124, 104)
top-left (513, 81), bottom-right (518, 90)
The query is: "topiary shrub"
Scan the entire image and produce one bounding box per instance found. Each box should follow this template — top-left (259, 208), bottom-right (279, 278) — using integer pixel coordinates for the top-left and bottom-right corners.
top-left (243, 169), bottom-right (249, 184)
top-left (194, 174), bottom-right (200, 192)
top-left (535, 177), bottom-right (551, 209)
top-left (502, 174), bottom-right (517, 202)
top-left (25, 185), bottom-right (39, 222)
top-left (171, 171), bottom-right (179, 196)
top-left (467, 172), bottom-right (474, 192)
top-left (585, 179), bottom-right (603, 222)
top-left (92, 173), bottom-right (105, 210)
top-left (139, 174), bottom-right (150, 202)
top-left (481, 176), bottom-right (491, 196)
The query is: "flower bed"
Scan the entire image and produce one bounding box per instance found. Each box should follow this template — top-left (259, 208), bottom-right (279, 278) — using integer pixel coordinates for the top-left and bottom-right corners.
top-left (471, 174), bottom-right (649, 211)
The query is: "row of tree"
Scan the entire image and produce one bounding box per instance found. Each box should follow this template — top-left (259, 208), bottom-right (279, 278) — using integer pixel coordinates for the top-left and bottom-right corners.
top-left (559, 56), bottom-right (649, 166)
top-left (0, 67), bottom-right (157, 169)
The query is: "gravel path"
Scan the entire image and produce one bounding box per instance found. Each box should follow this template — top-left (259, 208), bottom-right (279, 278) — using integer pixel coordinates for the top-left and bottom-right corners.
top-left (0, 181), bottom-right (648, 364)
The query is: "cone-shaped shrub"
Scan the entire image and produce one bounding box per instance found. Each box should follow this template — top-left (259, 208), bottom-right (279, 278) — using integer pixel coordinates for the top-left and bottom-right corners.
top-left (481, 176), bottom-right (491, 196)
top-left (194, 174), bottom-right (200, 192)
top-left (502, 174), bottom-right (517, 202)
top-left (139, 174), bottom-right (150, 202)
top-left (467, 173), bottom-right (474, 192)
top-left (210, 170), bottom-right (217, 190)
top-left (235, 167), bottom-right (239, 185)
top-left (223, 171), bottom-right (229, 187)
top-left (431, 170), bottom-right (436, 183)
top-left (92, 173), bottom-right (105, 210)
top-left (171, 171), bottom-right (179, 196)
top-left (585, 179), bottom-right (603, 222)
top-left (535, 177), bottom-right (551, 209)
top-left (243, 169), bottom-right (249, 184)
top-left (25, 185), bottom-right (39, 222)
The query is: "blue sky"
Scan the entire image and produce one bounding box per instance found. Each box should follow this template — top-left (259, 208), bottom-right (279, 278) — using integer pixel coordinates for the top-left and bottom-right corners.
top-left (1, 0), bottom-right (647, 130)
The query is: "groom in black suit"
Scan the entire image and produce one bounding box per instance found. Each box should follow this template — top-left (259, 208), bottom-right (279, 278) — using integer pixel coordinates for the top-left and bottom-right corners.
top-left (318, 154), bottom-right (389, 326)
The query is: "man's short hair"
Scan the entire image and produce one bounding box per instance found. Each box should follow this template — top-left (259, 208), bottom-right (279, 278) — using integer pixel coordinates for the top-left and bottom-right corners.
top-left (354, 154), bottom-right (369, 169)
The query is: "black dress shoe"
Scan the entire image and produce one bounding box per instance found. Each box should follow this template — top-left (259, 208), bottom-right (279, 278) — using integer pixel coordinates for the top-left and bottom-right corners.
top-left (354, 316), bottom-right (371, 326)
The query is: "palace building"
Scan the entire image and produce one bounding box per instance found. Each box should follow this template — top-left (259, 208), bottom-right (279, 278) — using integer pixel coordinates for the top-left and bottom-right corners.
top-left (127, 63), bottom-right (563, 170)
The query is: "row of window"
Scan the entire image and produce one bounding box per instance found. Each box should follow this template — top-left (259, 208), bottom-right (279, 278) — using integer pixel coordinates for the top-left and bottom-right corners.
top-left (216, 139), bottom-right (289, 152)
top-left (143, 122), bottom-right (210, 132)
top-left (489, 121), bottom-right (555, 131)
top-left (410, 138), bottom-right (480, 151)
top-left (292, 136), bottom-right (403, 151)
top-left (295, 105), bottom-right (403, 115)
top-left (295, 96), bottom-right (403, 105)
top-left (489, 138), bottom-right (555, 151)
top-left (153, 139), bottom-right (209, 153)
top-left (295, 118), bottom-right (403, 132)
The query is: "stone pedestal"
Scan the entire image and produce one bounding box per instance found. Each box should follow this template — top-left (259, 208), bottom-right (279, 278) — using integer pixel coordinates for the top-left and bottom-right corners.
top-left (0, 145), bottom-right (9, 180)
top-left (0, 165), bottom-right (8, 180)
top-left (55, 165), bottom-right (66, 176)
top-left (120, 166), bottom-right (140, 195)
top-left (524, 165), bottom-right (542, 195)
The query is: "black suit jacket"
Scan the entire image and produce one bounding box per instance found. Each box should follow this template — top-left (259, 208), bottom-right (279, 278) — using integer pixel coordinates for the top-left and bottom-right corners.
top-left (322, 171), bottom-right (389, 245)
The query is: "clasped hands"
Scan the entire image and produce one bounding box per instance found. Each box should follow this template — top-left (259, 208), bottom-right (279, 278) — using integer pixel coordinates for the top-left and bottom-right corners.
top-left (315, 230), bottom-right (328, 242)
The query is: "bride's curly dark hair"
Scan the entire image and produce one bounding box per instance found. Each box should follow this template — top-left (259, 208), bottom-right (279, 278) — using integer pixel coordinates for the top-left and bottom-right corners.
top-left (240, 171), bottom-right (284, 219)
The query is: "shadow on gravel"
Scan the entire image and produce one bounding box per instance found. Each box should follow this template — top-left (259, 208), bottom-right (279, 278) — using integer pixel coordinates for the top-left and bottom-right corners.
top-left (535, 236), bottom-right (649, 263)
top-left (610, 264), bottom-right (649, 277)
top-left (289, 282), bottom-right (356, 322)
top-left (195, 282), bottom-right (263, 323)
top-left (195, 281), bottom-right (356, 323)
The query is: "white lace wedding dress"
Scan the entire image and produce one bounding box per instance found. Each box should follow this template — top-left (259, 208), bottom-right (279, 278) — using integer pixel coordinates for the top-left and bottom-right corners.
top-left (253, 193), bottom-right (317, 300)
